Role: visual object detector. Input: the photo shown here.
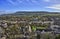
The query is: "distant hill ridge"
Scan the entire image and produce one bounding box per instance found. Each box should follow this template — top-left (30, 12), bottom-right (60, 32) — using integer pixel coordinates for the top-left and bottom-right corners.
top-left (15, 11), bottom-right (60, 14)
top-left (0, 11), bottom-right (60, 16)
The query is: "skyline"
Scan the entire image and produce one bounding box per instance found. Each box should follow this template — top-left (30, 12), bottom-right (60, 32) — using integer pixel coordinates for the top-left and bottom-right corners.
top-left (0, 0), bottom-right (60, 14)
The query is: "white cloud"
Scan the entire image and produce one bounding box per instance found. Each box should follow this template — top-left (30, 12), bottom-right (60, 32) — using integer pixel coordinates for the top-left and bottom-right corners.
top-left (43, 0), bottom-right (60, 3)
top-left (46, 4), bottom-right (60, 10)
top-left (7, 0), bottom-right (23, 5)
top-left (43, 0), bottom-right (50, 2)
top-left (7, 0), bottom-right (15, 5)
top-left (31, 0), bottom-right (37, 2)
top-left (17, 0), bottom-right (23, 3)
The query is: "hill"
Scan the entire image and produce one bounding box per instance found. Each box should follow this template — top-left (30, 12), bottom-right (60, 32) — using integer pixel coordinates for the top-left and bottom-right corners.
top-left (0, 11), bottom-right (60, 16)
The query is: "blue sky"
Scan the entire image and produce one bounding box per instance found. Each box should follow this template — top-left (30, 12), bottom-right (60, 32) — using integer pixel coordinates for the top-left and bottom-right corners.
top-left (0, 0), bottom-right (60, 13)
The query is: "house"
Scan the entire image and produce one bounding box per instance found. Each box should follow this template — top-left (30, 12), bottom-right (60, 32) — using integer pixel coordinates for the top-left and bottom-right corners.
top-left (1, 22), bottom-right (8, 28)
top-left (0, 27), bottom-right (4, 33)
top-left (50, 25), bottom-right (60, 34)
top-left (0, 36), bottom-right (6, 39)
top-left (50, 25), bottom-right (60, 30)
top-left (42, 21), bottom-right (54, 25)
top-left (0, 27), bottom-right (5, 39)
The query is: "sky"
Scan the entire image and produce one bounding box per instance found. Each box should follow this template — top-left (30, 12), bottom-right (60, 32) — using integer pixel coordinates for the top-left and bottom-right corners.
top-left (0, 0), bottom-right (60, 14)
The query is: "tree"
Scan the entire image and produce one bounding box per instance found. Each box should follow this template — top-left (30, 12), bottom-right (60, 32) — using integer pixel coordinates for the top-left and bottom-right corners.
top-left (55, 35), bottom-right (60, 39)
top-left (37, 34), bottom-right (40, 39)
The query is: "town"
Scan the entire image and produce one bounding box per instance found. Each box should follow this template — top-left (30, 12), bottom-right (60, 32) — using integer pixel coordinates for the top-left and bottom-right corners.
top-left (0, 12), bottom-right (60, 39)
